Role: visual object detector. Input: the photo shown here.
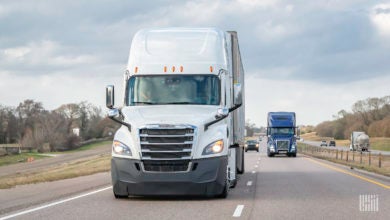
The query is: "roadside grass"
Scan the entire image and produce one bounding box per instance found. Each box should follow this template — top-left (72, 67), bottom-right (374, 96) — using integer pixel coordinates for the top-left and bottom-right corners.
top-left (0, 153), bottom-right (50, 167)
top-left (57, 140), bottom-right (112, 153)
top-left (0, 155), bottom-right (110, 189)
top-left (371, 138), bottom-right (390, 151)
top-left (298, 143), bottom-right (390, 177)
top-left (300, 132), bottom-right (390, 151)
top-left (0, 140), bottom-right (111, 168)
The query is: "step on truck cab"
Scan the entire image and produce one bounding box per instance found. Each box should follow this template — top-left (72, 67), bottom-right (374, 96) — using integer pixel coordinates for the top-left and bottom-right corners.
top-left (105, 28), bottom-right (245, 198)
top-left (266, 112), bottom-right (299, 157)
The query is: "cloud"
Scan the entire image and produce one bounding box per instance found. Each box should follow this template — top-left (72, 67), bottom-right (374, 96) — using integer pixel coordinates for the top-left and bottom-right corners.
top-left (371, 3), bottom-right (390, 37)
top-left (0, 0), bottom-right (389, 126)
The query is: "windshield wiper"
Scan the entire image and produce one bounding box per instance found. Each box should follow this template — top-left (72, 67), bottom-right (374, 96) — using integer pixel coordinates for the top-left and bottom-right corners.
top-left (132, 101), bottom-right (156, 105)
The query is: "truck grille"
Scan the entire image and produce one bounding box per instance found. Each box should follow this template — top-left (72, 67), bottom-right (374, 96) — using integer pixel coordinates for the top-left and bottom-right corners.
top-left (139, 126), bottom-right (195, 160)
top-left (277, 140), bottom-right (289, 150)
top-left (142, 160), bottom-right (190, 172)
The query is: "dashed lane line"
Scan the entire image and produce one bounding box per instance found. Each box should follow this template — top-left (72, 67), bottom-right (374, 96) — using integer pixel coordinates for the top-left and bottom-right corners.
top-left (233, 205), bottom-right (244, 217)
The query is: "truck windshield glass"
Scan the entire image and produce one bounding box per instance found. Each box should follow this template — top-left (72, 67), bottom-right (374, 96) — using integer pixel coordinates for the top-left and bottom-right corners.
top-left (128, 75), bottom-right (220, 105)
top-left (270, 128), bottom-right (294, 135)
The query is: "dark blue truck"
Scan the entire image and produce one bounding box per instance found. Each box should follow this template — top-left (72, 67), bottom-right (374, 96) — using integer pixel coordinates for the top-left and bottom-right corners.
top-left (266, 112), bottom-right (299, 157)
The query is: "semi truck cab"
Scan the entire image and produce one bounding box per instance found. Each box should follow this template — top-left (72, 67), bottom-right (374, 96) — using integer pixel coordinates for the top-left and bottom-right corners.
top-left (266, 112), bottom-right (299, 157)
top-left (105, 28), bottom-right (245, 198)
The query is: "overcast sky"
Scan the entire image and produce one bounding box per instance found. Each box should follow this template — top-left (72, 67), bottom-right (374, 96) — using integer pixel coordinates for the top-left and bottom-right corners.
top-left (1, 0), bottom-right (389, 126)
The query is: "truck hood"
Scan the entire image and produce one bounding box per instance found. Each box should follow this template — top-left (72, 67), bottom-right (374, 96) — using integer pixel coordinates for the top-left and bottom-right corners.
top-left (121, 105), bottom-right (219, 129)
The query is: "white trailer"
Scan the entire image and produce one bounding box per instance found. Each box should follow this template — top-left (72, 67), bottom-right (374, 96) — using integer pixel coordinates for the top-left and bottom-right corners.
top-left (350, 131), bottom-right (370, 152)
top-left (105, 28), bottom-right (245, 198)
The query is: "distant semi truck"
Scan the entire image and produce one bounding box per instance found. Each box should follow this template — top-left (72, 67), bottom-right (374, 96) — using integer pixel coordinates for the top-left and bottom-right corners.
top-left (266, 112), bottom-right (299, 157)
top-left (350, 131), bottom-right (370, 152)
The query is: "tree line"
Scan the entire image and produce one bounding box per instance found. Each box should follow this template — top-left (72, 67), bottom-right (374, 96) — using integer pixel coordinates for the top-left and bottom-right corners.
top-left (315, 96), bottom-right (390, 139)
top-left (0, 100), bottom-right (119, 152)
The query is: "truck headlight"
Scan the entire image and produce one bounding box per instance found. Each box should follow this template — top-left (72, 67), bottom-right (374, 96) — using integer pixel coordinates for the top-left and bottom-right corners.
top-left (202, 140), bottom-right (224, 155)
top-left (270, 144), bottom-right (275, 152)
top-left (112, 140), bottom-right (132, 156)
top-left (256, 143), bottom-right (259, 148)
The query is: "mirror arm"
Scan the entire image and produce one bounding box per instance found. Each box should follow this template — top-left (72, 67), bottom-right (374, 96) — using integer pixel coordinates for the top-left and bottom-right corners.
top-left (228, 103), bottom-right (242, 113)
top-left (108, 113), bottom-right (131, 132)
top-left (204, 115), bottom-right (228, 131)
top-left (204, 103), bottom-right (242, 131)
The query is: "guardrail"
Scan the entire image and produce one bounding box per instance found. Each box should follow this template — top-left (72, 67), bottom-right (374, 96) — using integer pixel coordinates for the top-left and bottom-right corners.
top-left (0, 144), bottom-right (22, 156)
top-left (298, 143), bottom-right (389, 176)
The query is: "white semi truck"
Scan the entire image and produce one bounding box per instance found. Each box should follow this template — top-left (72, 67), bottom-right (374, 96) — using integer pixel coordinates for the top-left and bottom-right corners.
top-left (105, 28), bottom-right (245, 198)
top-left (350, 131), bottom-right (370, 152)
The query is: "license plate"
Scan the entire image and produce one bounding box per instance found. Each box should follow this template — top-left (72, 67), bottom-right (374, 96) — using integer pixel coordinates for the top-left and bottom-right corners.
top-left (278, 150), bottom-right (287, 154)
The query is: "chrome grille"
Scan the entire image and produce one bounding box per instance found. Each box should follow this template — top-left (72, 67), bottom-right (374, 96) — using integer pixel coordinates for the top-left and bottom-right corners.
top-left (277, 140), bottom-right (289, 150)
top-left (139, 126), bottom-right (195, 160)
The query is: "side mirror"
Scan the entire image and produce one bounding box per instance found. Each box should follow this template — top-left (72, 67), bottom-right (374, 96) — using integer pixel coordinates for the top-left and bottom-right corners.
top-left (106, 85), bottom-right (115, 109)
top-left (216, 107), bottom-right (229, 118)
top-left (296, 127), bottom-right (301, 139)
top-left (233, 83), bottom-right (242, 105)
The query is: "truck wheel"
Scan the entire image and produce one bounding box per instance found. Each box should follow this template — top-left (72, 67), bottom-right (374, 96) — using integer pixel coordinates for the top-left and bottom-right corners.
top-left (216, 178), bottom-right (229, 198)
top-left (292, 153), bottom-right (296, 157)
top-left (113, 189), bottom-right (128, 199)
top-left (237, 150), bottom-right (245, 174)
top-left (230, 179), bottom-right (237, 188)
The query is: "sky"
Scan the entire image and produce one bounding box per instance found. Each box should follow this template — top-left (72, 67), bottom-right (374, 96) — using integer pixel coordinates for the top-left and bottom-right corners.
top-left (0, 0), bottom-right (389, 127)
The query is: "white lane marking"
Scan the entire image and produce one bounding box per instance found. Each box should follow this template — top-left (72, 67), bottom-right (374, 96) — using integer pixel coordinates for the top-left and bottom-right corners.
top-left (247, 181), bottom-right (253, 186)
top-left (0, 186), bottom-right (112, 220)
top-left (252, 170), bottom-right (256, 174)
top-left (233, 205), bottom-right (244, 217)
top-left (256, 161), bottom-right (259, 164)
top-left (254, 165), bottom-right (258, 168)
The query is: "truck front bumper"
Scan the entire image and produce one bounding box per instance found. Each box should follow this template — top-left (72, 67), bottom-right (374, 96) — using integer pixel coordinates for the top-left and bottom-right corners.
top-left (111, 156), bottom-right (228, 196)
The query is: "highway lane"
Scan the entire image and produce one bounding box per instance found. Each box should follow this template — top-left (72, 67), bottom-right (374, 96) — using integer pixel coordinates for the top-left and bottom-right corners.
top-left (1, 142), bottom-right (389, 220)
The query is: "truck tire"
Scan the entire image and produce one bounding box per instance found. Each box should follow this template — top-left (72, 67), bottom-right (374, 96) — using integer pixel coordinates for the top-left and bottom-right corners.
top-left (237, 150), bottom-right (245, 174)
top-left (113, 189), bottom-right (128, 199)
top-left (230, 179), bottom-right (237, 188)
top-left (216, 176), bottom-right (229, 198)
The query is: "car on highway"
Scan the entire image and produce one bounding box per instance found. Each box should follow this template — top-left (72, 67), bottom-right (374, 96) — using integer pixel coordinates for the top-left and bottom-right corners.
top-left (320, 140), bottom-right (327, 147)
top-left (328, 140), bottom-right (336, 147)
top-left (245, 140), bottom-right (259, 152)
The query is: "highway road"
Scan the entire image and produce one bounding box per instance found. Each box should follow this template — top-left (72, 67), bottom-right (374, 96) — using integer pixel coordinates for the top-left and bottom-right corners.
top-left (0, 141), bottom-right (389, 220)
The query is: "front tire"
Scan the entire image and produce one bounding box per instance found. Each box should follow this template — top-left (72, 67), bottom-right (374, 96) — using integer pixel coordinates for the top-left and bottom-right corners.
top-left (113, 188), bottom-right (128, 199)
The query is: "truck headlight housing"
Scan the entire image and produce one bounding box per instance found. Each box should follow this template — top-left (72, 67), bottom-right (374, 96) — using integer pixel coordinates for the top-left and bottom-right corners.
top-left (112, 140), bottom-right (132, 156)
top-left (202, 140), bottom-right (224, 155)
top-left (269, 144), bottom-right (275, 152)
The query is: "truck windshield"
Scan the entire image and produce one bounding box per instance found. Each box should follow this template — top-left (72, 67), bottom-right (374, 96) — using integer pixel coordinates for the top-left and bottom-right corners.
top-left (270, 128), bottom-right (294, 135)
top-left (127, 75), bottom-right (220, 106)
